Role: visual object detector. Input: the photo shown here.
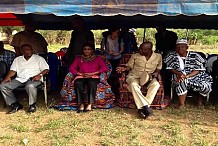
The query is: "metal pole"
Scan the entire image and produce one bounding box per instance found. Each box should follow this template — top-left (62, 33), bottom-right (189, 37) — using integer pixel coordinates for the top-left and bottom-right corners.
top-left (185, 29), bottom-right (189, 40)
top-left (143, 28), bottom-right (146, 42)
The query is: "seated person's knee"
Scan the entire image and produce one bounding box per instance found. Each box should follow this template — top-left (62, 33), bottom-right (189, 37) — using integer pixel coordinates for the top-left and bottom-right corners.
top-left (25, 84), bottom-right (36, 90)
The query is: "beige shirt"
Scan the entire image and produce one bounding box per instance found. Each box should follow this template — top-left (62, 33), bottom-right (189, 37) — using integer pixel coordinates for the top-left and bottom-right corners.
top-left (10, 31), bottom-right (48, 54)
top-left (126, 52), bottom-right (162, 79)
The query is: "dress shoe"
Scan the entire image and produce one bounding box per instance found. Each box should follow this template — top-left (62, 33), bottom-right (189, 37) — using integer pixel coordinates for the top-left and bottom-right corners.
top-left (28, 103), bottom-right (36, 113)
top-left (8, 102), bottom-right (23, 114)
top-left (138, 105), bottom-right (152, 119)
top-left (143, 105), bottom-right (152, 117)
top-left (77, 109), bottom-right (84, 113)
top-left (138, 109), bottom-right (147, 119)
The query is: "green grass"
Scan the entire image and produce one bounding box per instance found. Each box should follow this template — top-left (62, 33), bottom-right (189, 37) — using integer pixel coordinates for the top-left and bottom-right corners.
top-left (9, 124), bottom-right (30, 132)
top-left (0, 94), bottom-right (217, 146)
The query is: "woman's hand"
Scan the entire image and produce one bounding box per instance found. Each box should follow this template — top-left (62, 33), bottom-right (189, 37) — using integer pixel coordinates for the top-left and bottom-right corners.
top-left (108, 50), bottom-right (114, 55)
top-left (77, 72), bottom-right (99, 78)
top-left (84, 72), bottom-right (99, 76)
top-left (112, 52), bottom-right (120, 56)
top-left (83, 74), bottom-right (92, 78)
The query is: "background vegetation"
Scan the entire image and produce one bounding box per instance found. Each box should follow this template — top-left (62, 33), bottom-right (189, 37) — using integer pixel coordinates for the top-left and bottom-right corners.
top-left (0, 27), bottom-right (218, 54)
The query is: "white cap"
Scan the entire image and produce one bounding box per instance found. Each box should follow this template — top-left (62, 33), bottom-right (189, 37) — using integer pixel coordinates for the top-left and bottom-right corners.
top-left (129, 28), bottom-right (136, 33)
top-left (176, 39), bottom-right (188, 45)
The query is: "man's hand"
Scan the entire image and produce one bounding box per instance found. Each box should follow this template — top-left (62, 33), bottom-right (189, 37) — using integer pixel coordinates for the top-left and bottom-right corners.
top-left (175, 74), bottom-right (186, 82)
top-left (116, 67), bottom-right (126, 73)
top-left (2, 77), bottom-right (11, 83)
top-left (152, 72), bottom-right (159, 78)
top-left (31, 74), bottom-right (42, 81)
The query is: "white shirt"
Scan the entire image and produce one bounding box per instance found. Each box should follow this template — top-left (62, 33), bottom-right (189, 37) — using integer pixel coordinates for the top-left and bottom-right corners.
top-left (10, 54), bottom-right (49, 83)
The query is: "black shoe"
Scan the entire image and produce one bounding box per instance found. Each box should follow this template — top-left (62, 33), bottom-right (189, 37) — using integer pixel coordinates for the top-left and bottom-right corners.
top-left (138, 106), bottom-right (152, 119)
top-left (77, 109), bottom-right (84, 113)
top-left (143, 105), bottom-right (152, 117)
top-left (83, 109), bottom-right (92, 112)
top-left (8, 102), bottom-right (23, 114)
top-left (138, 109), bottom-right (147, 119)
top-left (28, 103), bottom-right (36, 113)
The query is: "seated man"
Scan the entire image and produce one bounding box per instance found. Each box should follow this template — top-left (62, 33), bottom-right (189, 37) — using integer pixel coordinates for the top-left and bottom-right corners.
top-left (164, 39), bottom-right (212, 108)
top-left (0, 41), bottom-right (15, 67)
top-left (0, 44), bottom-right (49, 114)
top-left (117, 41), bottom-right (162, 119)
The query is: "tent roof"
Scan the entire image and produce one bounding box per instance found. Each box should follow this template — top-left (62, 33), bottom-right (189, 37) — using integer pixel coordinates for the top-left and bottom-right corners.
top-left (0, 0), bottom-right (218, 29)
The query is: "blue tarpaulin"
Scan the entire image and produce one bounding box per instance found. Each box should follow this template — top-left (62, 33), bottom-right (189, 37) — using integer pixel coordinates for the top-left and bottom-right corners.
top-left (0, 0), bottom-right (217, 29)
top-left (0, 0), bottom-right (217, 16)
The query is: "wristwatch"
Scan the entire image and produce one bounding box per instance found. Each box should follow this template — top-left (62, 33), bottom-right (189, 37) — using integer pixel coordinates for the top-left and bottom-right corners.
top-left (39, 73), bottom-right (43, 77)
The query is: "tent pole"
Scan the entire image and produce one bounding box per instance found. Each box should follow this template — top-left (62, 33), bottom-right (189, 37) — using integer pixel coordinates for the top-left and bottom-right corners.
top-left (143, 28), bottom-right (146, 42)
top-left (185, 29), bottom-right (189, 40)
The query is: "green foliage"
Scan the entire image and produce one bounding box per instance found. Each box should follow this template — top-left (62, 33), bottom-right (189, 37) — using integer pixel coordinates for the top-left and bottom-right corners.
top-left (1, 26), bottom-right (218, 53)
top-left (201, 35), bottom-right (218, 45)
top-left (136, 28), bottom-right (156, 45)
top-left (92, 29), bottom-right (107, 47)
top-left (37, 30), bottom-right (71, 45)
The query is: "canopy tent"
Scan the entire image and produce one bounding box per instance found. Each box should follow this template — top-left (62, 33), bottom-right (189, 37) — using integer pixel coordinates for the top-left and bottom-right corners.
top-left (0, 0), bottom-right (218, 30)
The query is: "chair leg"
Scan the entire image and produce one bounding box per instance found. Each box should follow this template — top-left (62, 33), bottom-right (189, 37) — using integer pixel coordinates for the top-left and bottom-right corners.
top-left (43, 81), bottom-right (48, 107)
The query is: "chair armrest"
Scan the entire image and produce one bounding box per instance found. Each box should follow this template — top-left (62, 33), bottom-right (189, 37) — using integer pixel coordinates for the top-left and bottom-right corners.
top-left (62, 72), bottom-right (74, 89)
top-left (156, 74), bottom-right (162, 82)
top-left (99, 72), bottom-right (109, 85)
top-left (42, 73), bottom-right (49, 82)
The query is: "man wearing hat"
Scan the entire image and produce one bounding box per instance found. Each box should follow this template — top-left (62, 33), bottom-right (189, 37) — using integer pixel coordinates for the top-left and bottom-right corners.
top-left (164, 39), bottom-right (212, 108)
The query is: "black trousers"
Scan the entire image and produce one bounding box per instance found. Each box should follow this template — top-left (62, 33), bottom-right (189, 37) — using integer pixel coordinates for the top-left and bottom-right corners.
top-left (74, 78), bottom-right (100, 104)
top-left (161, 68), bottom-right (172, 97)
top-left (109, 58), bottom-right (120, 77)
top-left (108, 58), bottom-right (121, 99)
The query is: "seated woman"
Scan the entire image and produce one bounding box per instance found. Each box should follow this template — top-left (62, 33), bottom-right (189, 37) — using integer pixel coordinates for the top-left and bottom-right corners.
top-left (69, 42), bottom-right (108, 112)
top-left (164, 39), bottom-right (212, 108)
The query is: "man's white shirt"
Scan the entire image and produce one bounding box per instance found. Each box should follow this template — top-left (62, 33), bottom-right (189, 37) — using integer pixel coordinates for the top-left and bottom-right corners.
top-left (10, 54), bottom-right (49, 83)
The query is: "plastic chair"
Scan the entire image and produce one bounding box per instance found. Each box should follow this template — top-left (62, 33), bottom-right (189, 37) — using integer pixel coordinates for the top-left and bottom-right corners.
top-left (14, 54), bottom-right (49, 107)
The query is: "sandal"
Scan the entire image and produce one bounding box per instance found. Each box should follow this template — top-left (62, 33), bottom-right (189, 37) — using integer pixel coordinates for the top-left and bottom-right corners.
top-left (84, 104), bottom-right (92, 112)
top-left (77, 104), bottom-right (84, 113)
